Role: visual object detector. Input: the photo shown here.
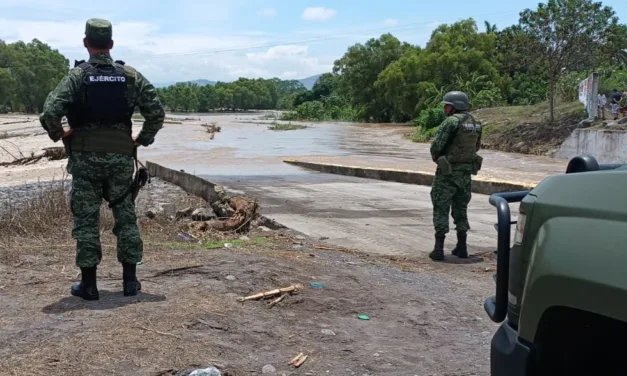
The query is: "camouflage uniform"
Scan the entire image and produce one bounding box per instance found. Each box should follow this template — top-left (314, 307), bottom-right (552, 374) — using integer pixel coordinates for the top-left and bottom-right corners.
top-left (40, 18), bottom-right (165, 300)
top-left (428, 91), bottom-right (482, 261)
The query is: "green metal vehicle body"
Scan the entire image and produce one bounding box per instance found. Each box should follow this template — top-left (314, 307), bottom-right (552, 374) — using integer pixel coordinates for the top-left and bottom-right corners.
top-left (486, 155), bottom-right (627, 375)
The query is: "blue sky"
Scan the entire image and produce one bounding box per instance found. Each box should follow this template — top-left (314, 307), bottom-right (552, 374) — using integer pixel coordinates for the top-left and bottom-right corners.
top-left (1, 0), bottom-right (625, 84)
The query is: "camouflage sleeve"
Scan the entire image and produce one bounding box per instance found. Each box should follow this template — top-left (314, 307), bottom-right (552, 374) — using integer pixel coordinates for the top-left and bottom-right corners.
top-left (39, 68), bottom-right (82, 142)
top-left (430, 117), bottom-right (458, 161)
top-left (133, 70), bottom-right (165, 146)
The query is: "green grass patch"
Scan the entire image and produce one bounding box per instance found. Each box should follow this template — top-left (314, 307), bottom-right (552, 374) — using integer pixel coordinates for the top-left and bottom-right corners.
top-left (472, 100), bottom-right (585, 130)
top-left (267, 121), bottom-right (308, 131)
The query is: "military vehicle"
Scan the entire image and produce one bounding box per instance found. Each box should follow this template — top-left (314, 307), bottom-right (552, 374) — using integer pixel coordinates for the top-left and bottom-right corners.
top-left (485, 155), bottom-right (627, 375)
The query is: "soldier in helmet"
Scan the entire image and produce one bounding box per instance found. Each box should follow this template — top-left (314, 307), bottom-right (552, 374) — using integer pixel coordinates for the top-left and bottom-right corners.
top-left (39, 18), bottom-right (165, 300)
top-left (428, 91), bottom-right (483, 261)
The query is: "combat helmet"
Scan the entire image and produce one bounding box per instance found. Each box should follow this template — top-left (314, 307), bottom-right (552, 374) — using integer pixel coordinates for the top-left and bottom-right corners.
top-left (442, 91), bottom-right (470, 111)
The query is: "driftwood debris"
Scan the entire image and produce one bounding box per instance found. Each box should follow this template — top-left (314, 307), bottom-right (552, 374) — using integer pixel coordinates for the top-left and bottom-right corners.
top-left (268, 294), bottom-right (287, 308)
top-left (193, 197), bottom-right (258, 232)
top-left (289, 353), bottom-right (308, 368)
top-left (237, 283), bottom-right (304, 302)
top-left (202, 122), bottom-right (221, 133)
top-left (0, 147), bottom-right (67, 167)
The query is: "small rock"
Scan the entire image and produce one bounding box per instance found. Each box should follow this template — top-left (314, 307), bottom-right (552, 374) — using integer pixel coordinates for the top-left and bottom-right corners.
top-left (291, 245), bottom-right (304, 251)
top-left (175, 207), bottom-right (193, 219)
top-left (226, 275), bottom-right (236, 281)
top-left (618, 117), bottom-right (627, 125)
top-left (239, 235), bottom-right (250, 241)
top-left (321, 329), bottom-right (336, 336)
top-left (577, 119), bottom-right (593, 128)
top-left (373, 353), bottom-right (380, 357)
top-left (261, 364), bottom-right (276, 374)
top-left (178, 232), bottom-right (194, 241)
top-left (295, 235), bottom-right (306, 240)
top-left (258, 226), bottom-right (272, 232)
top-left (189, 367), bottom-right (221, 376)
top-left (145, 210), bottom-right (156, 219)
top-left (192, 207), bottom-right (217, 221)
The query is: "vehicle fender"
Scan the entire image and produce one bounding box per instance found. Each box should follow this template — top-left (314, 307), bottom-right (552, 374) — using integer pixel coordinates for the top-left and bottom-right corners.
top-left (517, 216), bottom-right (627, 341)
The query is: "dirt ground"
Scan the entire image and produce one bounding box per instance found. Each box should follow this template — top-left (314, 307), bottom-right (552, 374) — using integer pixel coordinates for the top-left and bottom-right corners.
top-left (0, 179), bottom-right (497, 376)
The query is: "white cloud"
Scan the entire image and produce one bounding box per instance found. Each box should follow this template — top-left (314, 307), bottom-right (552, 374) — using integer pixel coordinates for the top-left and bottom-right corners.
top-left (384, 18), bottom-right (399, 26)
top-left (0, 16), bottom-right (335, 82)
top-left (258, 8), bottom-right (277, 17)
top-left (0, 3), bottom-right (445, 83)
top-left (246, 45), bottom-right (333, 79)
top-left (302, 7), bottom-right (336, 21)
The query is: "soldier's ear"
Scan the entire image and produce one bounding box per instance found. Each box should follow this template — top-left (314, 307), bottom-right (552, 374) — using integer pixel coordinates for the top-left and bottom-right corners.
top-left (83, 37), bottom-right (88, 48)
top-left (109, 40), bottom-right (114, 50)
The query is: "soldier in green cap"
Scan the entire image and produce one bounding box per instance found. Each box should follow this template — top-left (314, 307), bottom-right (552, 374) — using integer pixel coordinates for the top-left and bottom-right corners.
top-left (39, 18), bottom-right (166, 300)
top-left (428, 91), bottom-right (483, 261)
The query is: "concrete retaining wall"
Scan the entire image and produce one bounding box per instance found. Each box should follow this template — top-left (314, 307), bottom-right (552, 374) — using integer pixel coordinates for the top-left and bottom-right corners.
top-left (146, 161), bottom-right (220, 203)
top-left (146, 161), bottom-right (285, 229)
top-left (555, 129), bottom-right (627, 163)
top-left (283, 159), bottom-right (534, 195)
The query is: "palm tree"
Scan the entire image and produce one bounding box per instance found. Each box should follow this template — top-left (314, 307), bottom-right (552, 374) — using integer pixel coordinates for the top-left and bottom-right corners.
top-left (484, 21), bottom-right (498, 34)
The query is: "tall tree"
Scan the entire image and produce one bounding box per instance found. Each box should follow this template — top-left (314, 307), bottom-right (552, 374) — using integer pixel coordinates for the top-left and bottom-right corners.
top-left (333, 33), bottom-right (410, 121)
top-left (519, 0), bottom-right (620, 122)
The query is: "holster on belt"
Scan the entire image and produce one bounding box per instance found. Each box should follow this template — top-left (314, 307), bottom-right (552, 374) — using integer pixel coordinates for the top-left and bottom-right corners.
top-left (436, 156), bottom-right (453, 176)
top-left (472, 155), bottom-right (483, 175)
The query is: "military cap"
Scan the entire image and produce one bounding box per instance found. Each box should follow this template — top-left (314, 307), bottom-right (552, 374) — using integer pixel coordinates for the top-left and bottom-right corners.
top-left (85, 18), bottom-right (112, 42)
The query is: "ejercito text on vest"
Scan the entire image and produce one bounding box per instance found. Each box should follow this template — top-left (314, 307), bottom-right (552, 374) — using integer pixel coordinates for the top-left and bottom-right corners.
top-left (67, 62), bottom-right (132, 130)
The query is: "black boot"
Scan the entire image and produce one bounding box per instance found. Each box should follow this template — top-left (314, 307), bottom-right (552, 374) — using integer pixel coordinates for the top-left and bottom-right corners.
top-left (122, 262), bottom-right (142, 297)
top-left (71, 267), bottom-right (99, 301)
top-left (451, 232), bottom-right (468, 258)
top-left (429, 235), bottom-right (446, 261)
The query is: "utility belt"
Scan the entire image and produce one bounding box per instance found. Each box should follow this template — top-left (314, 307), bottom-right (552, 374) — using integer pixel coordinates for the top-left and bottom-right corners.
top-left (436, 155), bottom-right (483, 176)
top-left (66, 127), bottom-right (135, 156)
top-left (63, 127), bottom-right (150, 207)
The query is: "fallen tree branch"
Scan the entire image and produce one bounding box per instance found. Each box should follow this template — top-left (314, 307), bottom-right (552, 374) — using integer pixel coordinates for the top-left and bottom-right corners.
top-left (136, 325), bottom-right (181, 339)
top-left (313, 244), bottom-right (360, 252)
top-left (268, 294), bottom-right (287, 308)
top-left (238, 283), bottom-right (304, 302)
top-left (145, 265), bottom-right (205, 278)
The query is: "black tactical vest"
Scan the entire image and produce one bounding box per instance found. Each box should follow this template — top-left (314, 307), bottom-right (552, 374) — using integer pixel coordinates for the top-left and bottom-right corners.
top-left (67, 60), bottom-right (132, 131)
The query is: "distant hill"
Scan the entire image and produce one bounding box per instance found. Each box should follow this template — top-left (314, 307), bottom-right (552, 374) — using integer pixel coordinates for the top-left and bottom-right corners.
top-left (298, 74), bottom-right (321, 90)
top-left (154, 75), bottom-right (323, 89)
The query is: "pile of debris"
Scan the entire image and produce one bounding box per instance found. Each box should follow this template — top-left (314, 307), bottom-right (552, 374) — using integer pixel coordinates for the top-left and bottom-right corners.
top-left (201, 122), bottom-right (221, 140)
top-left (0, 146), bottom-right (67, 167)
top-left (145, 185), bottom-right (263, 236)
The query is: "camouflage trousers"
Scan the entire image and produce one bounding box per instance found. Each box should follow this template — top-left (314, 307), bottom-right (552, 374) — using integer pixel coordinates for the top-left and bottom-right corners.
top-left (430, 169), bottom-right (472, 237)
top-left (68, 152), bottom-right (143, 268)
